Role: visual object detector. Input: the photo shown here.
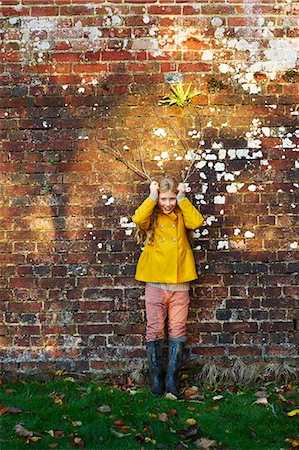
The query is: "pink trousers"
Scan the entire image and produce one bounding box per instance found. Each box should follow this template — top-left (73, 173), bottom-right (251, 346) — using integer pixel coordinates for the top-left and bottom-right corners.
top-left (145, 285), bottom-right (190, 342)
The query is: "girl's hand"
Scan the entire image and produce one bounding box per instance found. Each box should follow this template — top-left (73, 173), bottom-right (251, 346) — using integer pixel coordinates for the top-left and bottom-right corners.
top-left (150, 181), bottom-right (159, 194)
top-left (177, 182), bottom-right (186, 195)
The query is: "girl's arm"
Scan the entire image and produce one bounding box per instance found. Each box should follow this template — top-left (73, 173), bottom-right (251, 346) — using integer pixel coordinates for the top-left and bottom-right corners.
top-left (177, 183), bottom-right (203, 230)
top-left (132, 181), bottom-right (158, 230)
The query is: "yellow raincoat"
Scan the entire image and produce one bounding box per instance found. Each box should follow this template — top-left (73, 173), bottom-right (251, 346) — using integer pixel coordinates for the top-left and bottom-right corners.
top-left (132, 197), bottom-right (203, 283)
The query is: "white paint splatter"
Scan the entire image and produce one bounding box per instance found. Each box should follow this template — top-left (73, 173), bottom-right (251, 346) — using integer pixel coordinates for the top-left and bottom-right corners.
top-left (226, 184), bottom-right (238, 193)
top-left (202, 50), bottom-right (213, 61)
top-left (217, 240), bottom-right (229, 250)
top-left (211, 17), bottom-right (223, 27)
top-left (248, 185), bottom-right (257, 192)
top-left (214, 195), bottom-right (226, 204)
top-left (154, 128), bottom-right (167, 138)
top-left (105, 197), bottom-right (114, 206)
top-left (206, 216), bottom-right (217, 226)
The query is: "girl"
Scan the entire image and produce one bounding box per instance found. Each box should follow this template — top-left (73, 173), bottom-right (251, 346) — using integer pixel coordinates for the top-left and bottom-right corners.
top-left (132, 177), bottom-right (203, 397)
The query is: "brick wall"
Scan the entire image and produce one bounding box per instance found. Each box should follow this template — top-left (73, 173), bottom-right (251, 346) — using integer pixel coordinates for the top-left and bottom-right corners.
top-left (0, 0), bottom-right (298, 375)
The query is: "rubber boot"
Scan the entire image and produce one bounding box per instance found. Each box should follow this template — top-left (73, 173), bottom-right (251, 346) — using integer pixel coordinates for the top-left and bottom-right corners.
top-left (146, 340), bottom-right (164, 397)
top-left (165, 337), bottom-right (186, 397)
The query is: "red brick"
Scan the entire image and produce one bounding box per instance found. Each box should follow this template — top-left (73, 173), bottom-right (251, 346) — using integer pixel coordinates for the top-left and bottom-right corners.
top-left (229, 346), bottom-right (262, 356)
top-left (191, 347), bottom-right (226, 356)
top-left (31, 6), bottom-right (59, 15)
top-left (148, 5), bottom-right (181, 14)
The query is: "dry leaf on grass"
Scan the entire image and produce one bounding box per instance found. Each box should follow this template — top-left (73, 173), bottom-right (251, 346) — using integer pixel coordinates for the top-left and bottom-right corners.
top-left (14, 424), bottom-right (34, 439)
top-left (285, 436), bottom-right (299, 447)
top-left (195, 437), bottom-right (218, 449)
top-left (254, 390), bottom-right (268, 398)
top-left (110, 427), bottom-right (131, 438)
top-left (74, 436), bottom-right (85, 448)
top-left (287, 409), bottom-right (299, 417)
top-left (186, 418), bottom-right (197, 425)
top-left (98, 404), bottom-right (111, 413)
top-left (177, 424), bottom-right (200, 440)
top-left (164, 392), bottom-right (178, 400)
top-left (159, 412), bottom-right (168, 422)
top-left (212, 395), bottom-right (223, 401)
top-left (14, 424), bottom-right (43, 443)
top-left (0, 406), bottom-right (23, 415)
top-left (252, 397), bottom-right (269, 406)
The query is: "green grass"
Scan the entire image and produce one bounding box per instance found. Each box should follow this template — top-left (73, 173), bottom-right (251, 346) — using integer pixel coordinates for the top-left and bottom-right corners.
top-left (0, 375), bottom-right (298, 450)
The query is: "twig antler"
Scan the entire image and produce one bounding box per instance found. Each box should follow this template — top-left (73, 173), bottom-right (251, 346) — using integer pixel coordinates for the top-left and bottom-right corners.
top-left (181, 132), bottom-right (204, 183)
top-left (97, 102), bottom-right (205, 184)
top-left (152, 105), bottom-right (204, 183)
top-left (96, 138), bottom-right (152, 182)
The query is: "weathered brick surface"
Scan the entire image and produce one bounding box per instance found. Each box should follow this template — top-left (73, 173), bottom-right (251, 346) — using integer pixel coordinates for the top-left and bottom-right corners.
top-left (0, 0), bottom-right (298, 375)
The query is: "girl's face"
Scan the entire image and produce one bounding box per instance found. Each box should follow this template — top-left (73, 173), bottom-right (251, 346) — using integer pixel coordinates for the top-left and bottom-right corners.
top-left (158, 189), bottom-right (177, 214)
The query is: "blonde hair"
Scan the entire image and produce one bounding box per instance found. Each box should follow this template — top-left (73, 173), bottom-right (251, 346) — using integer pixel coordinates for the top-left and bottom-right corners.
top-left (135, 177), bottom-right (193, 247)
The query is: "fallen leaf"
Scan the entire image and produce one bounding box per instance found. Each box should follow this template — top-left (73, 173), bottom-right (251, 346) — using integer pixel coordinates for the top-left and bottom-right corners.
top-left (254, 391), bottom-right (268, 398)
top-left (185, 389), bottom-right (198, 398)
top-left (113, 420), bottom-right (125, 426)
top-left (164, 392), bottom-right (177, 400)
top-left (167, 409), bottom-right (177, 417)
top-left (47, 429), bottom-right (64, 439)
top-left (6, 389), bottom-right (14, 396)
top-left (7, 406), bottom-right (23, 414)
top-left (177, 424), bottom-right (200, 440)
top-left (30, 436), bottom-right (42, 443)
top-left (0, 406), bottom-right (12, 415)
top-left (14, 424), bottom-right (34, 438)
top-left (98, 404), bottom-right (111, 413)
top-left (159, 413), bottom-right (168, 422)
top-left (72, 421), bottom-right (83, 427)
top-left (186, 418), bottom-right (197, 425)
top-left (285, 437), bottom-right (299, 448)
top-left (54, 430), bottom-right (65, 438)
top-left (195, 437), bottom-right (218, 448)
top-left (206, 406), bottom-right (220, 411)
top-left (252, 397), bottom-right (269, 406)
top-left (128, 389), bottom-right (138, 396)
top-left (277, 394), bottom-right (288, 403)
top-left (54, 370), bottom-right (67, 377)
top-left (236, 391), bottom-right (245, 396)
top-left (63, 377), bottom-right (76, 383)
top-left (74, 436), bottom-right (85, 448)
top-left (180, 374), bottom-right (189, 381)
top-left (14, 424), bottom-right (43, 444)
top-left (287, 409), bottom-right (299, 417)
top-left (135, 433), bottom-right (146, 443)
top-left (51, 392), bottom-right (65, 406)
top-left (212, 395), bottom-right (223, 401)
top-left (49, 443), bottom-right (59, 448)
top-left (110, 427), bottom-right (131, 438)
top-left (120, 426), bottom-right (131, 433)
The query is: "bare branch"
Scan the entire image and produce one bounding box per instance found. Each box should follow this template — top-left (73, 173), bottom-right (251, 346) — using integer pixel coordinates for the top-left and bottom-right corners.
top-left (96, 139), bottom-right (152, 181)
top-left (138, 127), bottom-right (152, 182)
